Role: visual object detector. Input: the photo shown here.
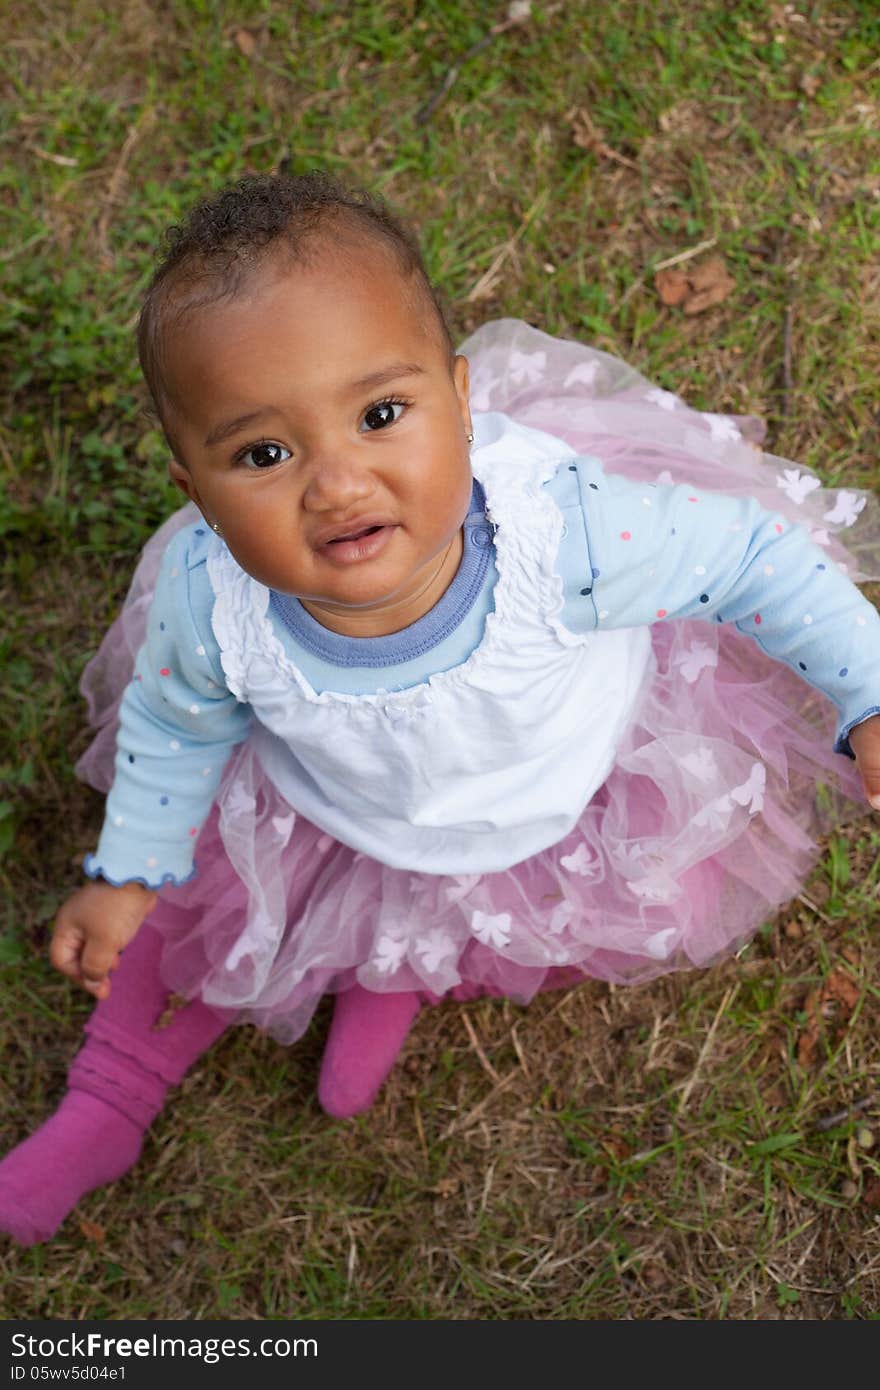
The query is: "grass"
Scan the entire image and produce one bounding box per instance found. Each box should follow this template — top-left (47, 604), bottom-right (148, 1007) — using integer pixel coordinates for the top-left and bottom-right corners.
top-left (2, 0), bottom-right (880, 1319)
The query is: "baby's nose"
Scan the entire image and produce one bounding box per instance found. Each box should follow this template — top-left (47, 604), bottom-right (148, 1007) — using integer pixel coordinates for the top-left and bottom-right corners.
top-left (302, 453), bottom-right (375, 510)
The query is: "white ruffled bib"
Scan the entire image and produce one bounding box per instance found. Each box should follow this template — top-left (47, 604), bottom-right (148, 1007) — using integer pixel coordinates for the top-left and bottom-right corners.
top-left (207, 414), bottom-right (652, 874)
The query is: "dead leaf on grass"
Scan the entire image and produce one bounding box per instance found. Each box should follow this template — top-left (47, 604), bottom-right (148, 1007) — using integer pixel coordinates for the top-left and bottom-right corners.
top-left (152, 993), bottom-right (190, 1030)
top-left (428, 1178), bottom-right (460, 1198)
top-left (798, 1011), bottom-right (822, 1067)
top-left (567, 108), bottom-right (639, 170)
top-left (654, 254), bottom-right (735, 315)
top-left (655, 267), bottom-right (690, 307)
top-left (825, 968), bottom-right (860, 1012)
top-left (78, 1218), bottom-right (106, 1244)
top-left (684, 256), bottom-right (735, 315)
top-left (601, 1130), bottom-right (632, 1161)
top-left (797, 966), bottom-right (860, 1067)
top-left (234, 28), bottom-right (257, 57)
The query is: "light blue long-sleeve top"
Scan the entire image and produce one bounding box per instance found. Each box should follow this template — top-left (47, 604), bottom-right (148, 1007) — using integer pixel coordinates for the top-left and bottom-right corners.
top-left (84, 458), bottom-right (880, 889)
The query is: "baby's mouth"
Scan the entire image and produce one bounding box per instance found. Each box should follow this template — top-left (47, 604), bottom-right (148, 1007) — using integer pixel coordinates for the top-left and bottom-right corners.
top-left (326, 525), bottom-right (384, 545)
top-left (316, 520), bottom-right (397, 564)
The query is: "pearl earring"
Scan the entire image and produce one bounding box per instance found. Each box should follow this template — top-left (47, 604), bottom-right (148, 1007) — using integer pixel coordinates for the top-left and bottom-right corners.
top-left (467, 432), bottom-right (474, 444)
top-left (210, 521), bottom-right (222, 534)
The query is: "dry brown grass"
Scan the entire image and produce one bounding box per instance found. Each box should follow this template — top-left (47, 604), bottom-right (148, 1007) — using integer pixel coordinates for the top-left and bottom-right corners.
top-left (2, 0), bottom-right (880, 1320)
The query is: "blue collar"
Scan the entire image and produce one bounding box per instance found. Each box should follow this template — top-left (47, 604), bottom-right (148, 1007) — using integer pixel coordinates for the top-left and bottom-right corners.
top-left (270, 479), bottom-right (494, 669)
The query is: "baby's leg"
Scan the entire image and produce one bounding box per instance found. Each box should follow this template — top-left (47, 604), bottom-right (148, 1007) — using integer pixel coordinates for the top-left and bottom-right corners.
top-left (0, 918), bottom-right (229, 1246)
top-left (318, 986), bottom-right (422, 1118)
top-left (317, 968), bottom-right (583, 1119)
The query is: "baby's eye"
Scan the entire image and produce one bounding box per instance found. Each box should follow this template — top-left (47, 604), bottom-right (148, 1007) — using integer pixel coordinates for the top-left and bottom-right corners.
top-left (239, 442), bottom-right (291, 470)
top-left (361, 399), bottom-right (406, 432)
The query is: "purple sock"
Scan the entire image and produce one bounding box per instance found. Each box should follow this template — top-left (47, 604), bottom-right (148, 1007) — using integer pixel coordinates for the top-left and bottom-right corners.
top-left (317, 984), bottom-right (421, 1118)
top-left (0, 1091), bottom-right (146, 1246)
top-left (0, 920), bottom-right (229, 1246)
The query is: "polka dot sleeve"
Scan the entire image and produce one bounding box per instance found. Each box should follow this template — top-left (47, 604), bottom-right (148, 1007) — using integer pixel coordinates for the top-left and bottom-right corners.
top-left (558, 458), bottom-right (880, 758)
top-left (83, 526), bottom-right (252, 888)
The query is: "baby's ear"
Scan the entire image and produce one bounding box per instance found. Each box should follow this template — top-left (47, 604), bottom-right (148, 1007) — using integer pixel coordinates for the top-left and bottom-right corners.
top-left (168, 457), bottom-right (200, 505)
top-left (453, 353), bottom-right (470, 394)
top-left (453, 353), bottom-right (472, 428)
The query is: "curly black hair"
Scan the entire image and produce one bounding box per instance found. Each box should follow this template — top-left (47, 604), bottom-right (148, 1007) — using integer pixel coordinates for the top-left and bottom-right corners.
top-left (137, 170), bottom-right (454, 440)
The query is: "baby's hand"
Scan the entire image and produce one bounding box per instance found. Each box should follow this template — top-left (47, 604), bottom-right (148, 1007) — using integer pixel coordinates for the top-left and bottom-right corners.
top-left (849, 714), bottom-right (880, 812)
top-left (50, 880), bottom-right (157, 999)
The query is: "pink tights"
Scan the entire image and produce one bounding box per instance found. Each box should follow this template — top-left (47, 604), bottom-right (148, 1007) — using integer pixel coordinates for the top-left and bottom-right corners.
top-left (0, 922), bottom-right (424, 1246)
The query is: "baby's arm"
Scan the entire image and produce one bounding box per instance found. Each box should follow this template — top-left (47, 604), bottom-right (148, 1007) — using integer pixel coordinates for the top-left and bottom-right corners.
top-left (848, 716), bottom-right (880, 807)
top-left (558, 458), bottom-right (880, 801)
top-left (53, 527), bottom-right (252, 996)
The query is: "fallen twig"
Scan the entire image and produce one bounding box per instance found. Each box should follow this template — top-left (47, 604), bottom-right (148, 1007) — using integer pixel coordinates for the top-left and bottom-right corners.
top-left (653, 237), bottom-right (718, 272)
top-left (796, 891), bottom-right (833, 926)
top-left (568, 107), bottom-right (640, 170)
top-left (33, 146), bottom-right (78, 167)
top-left (813, 1094), bottom-right (875, 1133)
top-left (415, 8), bottom-right (530, 126)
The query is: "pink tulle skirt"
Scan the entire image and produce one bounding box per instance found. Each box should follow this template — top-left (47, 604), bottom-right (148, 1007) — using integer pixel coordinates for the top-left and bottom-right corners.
top-left (76, 319), bottom-right (880, 1043)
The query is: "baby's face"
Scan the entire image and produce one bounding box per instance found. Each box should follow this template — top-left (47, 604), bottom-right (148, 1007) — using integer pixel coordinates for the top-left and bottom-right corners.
top-left (162, 242), bottom-right (473, 636)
